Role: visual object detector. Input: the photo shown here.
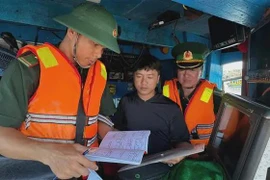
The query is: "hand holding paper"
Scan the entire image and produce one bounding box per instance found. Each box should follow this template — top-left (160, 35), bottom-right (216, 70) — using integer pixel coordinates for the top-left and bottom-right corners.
top-left (87, 169), bottom-right (103, 180)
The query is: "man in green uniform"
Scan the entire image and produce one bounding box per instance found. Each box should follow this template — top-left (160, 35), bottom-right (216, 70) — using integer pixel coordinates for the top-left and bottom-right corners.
top-left (161, 42), bottom-right (225, 180)
top-left (163, 42), bottom-right (222, 146)
top-left (0, 64), bottom-right (116, 126)
top-left (0, 2), bottom-right (117, 179)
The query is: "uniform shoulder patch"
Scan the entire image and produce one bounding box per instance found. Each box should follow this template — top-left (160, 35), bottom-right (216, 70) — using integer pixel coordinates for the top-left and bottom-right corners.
top-left (18, 52), bottom-right (38, 68)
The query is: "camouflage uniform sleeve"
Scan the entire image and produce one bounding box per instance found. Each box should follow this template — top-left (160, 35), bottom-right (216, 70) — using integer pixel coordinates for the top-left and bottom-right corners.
top-left (0, 53), bottom-right (39, 128)
top-left (98, 84), bottom-right (116, 127)
top-left (99, 84), bottom-right (116, 116)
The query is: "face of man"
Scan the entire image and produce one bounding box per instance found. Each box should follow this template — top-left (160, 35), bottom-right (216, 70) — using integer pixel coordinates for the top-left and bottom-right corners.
top-left (177, 67), bottom-right (202, 88)
top-left (68, 29), bottom-right (104, 68)
top-left (75, 35), bottom-right (104, 68)
top-left (134, 69), bottom-right (160, 99)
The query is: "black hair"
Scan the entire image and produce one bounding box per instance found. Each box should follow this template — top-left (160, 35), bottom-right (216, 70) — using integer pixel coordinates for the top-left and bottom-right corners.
top-left (133, 55), bottom-right (161, 75)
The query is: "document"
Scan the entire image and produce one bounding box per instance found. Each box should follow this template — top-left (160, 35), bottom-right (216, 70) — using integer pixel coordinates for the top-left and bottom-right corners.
top-left (118, 143), bottom-right (205, 172)
top-left (87, 169), bottom-right (103, 180)
top-left (85, 131), bottom-right (150, 165)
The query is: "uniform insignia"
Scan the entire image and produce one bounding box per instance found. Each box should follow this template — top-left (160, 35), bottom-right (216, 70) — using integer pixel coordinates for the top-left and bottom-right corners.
top-left (112, 29), bottom-right (118, 38)
top-left (183, 51), bottom-right (193, 61)
top-left (18, 52), bottom-right (38, 68)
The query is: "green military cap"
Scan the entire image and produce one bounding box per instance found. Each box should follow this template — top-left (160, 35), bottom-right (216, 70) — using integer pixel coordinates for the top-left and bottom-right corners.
top-left (54, 2), bottom-right (120, 54)
top-left (172, 42), bottom-right (210, 69)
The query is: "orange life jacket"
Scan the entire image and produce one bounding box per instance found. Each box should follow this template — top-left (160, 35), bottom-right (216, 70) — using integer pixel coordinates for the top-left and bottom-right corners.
top-left (17, 43), bottom-right (107, 147)
top-left (163, 79), bottom-right (216, 145)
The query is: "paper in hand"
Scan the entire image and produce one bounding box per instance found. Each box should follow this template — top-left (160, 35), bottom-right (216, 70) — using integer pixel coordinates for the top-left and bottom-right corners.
top-left (87, 169), bottom-right (102, 180)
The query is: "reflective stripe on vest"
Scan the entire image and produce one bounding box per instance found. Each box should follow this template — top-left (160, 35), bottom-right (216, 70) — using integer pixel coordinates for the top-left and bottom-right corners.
top-left (190, 123), bottom-right (214, 140)
top-left (25, 113), bottom-right (98, 125)
top-left (28, 135), bottom-right (98, 147)
top-left (98, 114), bottom-right (114, 127)
top-left (28, 137), bottom-right (75, 144)
top-left (17, 43), bottom-right (106, 147)
top-left (163, 79), bottom-right (216, 145)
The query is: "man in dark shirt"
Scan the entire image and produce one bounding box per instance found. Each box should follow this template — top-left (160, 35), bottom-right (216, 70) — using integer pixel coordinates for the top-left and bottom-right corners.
top-left (114, 55), bottom-right (190, 160)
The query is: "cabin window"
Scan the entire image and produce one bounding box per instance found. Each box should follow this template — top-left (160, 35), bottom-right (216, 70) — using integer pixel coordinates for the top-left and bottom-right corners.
top-left (222, 61), bottom-right (242, 95)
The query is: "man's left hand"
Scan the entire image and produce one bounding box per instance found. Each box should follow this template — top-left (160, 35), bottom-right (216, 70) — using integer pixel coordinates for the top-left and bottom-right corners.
top-left (162, 142), bottom-right (192, 166)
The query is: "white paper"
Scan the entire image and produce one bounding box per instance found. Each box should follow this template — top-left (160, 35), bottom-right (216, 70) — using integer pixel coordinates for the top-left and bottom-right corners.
top-left (85, 131), bottom-right (150, 165)
top-left (87, 169), bottom-right (102, 180)
top-left (87, 148), bottom-right (145, 165)
top-left (99, 131), bottom-right (150, 152)
top-left (118, 144), bottom-right (205, 172)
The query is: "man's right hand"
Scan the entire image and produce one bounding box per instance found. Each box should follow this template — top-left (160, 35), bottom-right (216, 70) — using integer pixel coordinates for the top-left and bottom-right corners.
top-left (40, 143), bottom-right (98, 179)
top-left (0, 127), bottom-right (99, 179)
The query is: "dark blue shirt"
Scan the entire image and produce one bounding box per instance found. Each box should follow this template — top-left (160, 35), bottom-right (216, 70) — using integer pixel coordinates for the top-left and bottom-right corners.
top-left (114, 92), bottom-right (190, 154)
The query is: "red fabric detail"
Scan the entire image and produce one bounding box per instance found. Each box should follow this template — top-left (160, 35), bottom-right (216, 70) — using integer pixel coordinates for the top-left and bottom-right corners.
top-left (102, 163), bottom-right (121, 176)
top-left (237, 40), bottom-right (248, 53)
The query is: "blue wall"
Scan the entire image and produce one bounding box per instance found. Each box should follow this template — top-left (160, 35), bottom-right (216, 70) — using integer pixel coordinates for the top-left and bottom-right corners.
top-left (221, 51), bottom-right (243, 65)
top-left (208, 50), bottom-right (222, 89)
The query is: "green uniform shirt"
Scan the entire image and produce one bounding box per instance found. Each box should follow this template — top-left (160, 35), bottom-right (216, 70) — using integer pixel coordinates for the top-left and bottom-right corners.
top-left (0, 58), bottom-right (116, 128)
